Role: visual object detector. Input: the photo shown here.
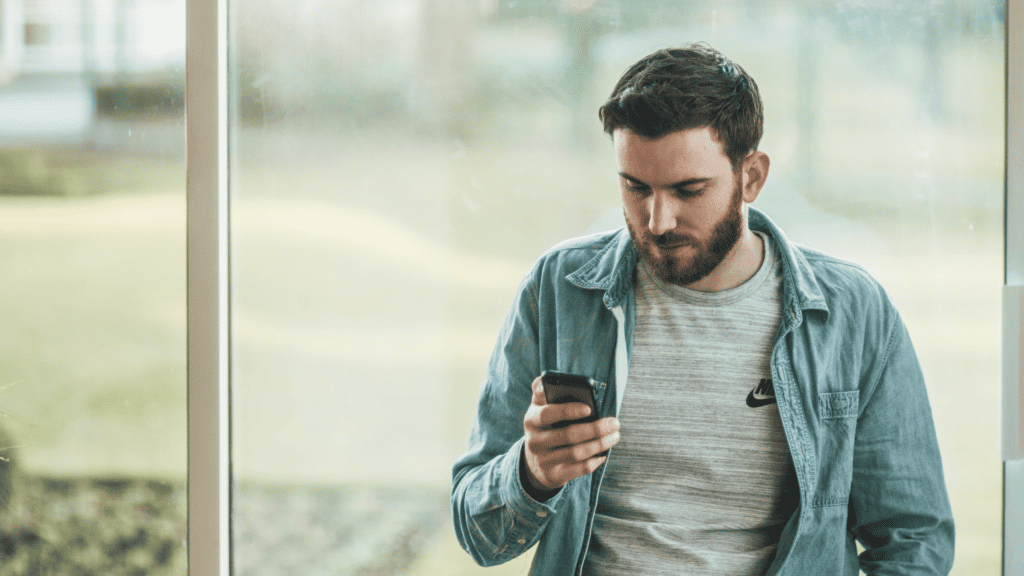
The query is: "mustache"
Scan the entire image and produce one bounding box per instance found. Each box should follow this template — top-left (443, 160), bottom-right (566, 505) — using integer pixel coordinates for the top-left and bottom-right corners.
top-left (651, 232), bottom-right (696, 247)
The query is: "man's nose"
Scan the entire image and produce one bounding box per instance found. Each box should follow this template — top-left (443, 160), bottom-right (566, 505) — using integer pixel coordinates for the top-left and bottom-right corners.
top-left (648, 192), bottom-right (678, 236)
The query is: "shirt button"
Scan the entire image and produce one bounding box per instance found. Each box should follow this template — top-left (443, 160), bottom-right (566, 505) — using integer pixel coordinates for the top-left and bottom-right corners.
top-left (536, 511), bottom-right (547, 518)
top-left (517, 538), bottom-right (527, 544)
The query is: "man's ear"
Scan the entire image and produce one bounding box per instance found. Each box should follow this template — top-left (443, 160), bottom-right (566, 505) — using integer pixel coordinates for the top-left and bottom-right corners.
top-left (741, 151), bottom-right (770, 203)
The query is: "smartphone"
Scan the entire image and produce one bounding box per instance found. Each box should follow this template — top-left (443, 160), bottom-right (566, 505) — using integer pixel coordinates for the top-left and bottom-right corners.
top-left (540, 370), bottom-right (599, 429)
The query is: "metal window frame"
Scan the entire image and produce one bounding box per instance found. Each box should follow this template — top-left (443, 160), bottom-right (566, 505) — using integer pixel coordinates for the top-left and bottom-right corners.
top-left (187, 0), bottom-right (230, 574)
top-left (181, 0), bottom-right (1022, 574)
top-left (1005, 0), bottom-right (1023, 573)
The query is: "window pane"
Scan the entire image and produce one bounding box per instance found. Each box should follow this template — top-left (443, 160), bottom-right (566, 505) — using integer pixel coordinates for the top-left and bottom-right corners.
top-left (0, 0), bottom-right (186, 573)
top-left (229, 1), bottom-right (1003, 573)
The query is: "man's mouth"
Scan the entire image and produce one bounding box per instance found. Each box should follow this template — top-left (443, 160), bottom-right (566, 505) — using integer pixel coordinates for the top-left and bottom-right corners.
top-left (653, 237), bottom-right (692, 251)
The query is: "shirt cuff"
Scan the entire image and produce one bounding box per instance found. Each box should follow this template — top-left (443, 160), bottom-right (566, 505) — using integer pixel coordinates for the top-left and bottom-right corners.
top-left (501, 437), bottom-right (563, 523)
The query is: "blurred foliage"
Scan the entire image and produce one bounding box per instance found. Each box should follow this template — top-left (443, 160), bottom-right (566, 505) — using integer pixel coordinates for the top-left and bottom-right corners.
top-left (0, 475), bottom-right (185, 576)
top-left (0, 149), bottom-right (180, 196)
top-left (0, 151), bottom-right (103, 197)
top-left (94, 75), bottom-right (185, 121)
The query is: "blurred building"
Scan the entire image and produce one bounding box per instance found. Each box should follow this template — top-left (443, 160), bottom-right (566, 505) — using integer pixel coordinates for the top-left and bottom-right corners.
top-left (0, 0), bottom-right (184, 142)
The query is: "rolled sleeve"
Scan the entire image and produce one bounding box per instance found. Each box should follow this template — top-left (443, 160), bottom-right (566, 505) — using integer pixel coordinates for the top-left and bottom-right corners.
top-left (499, 438), bottom-right (564, 551)
top-left (451, 270), bottom-right (555, 566)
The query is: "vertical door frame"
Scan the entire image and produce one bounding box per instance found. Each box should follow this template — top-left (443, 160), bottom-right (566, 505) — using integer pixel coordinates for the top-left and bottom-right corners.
top-left (1005, 0), bottom-right (1023, 574)
top-left (186, 0), bottom-right (230, 574)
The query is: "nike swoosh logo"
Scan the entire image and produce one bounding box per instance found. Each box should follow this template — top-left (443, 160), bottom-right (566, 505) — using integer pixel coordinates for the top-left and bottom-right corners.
top-left (746, 389), bottom-right (777, 407)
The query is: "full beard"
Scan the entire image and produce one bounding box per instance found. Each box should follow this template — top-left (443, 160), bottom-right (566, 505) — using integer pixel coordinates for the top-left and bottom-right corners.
top-left (626, 181), bottom-right (744, 287)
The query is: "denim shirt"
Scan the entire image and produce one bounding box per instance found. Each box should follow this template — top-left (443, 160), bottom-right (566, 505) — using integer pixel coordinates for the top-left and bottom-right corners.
top-left (451, 208), bottom-right (955, 575)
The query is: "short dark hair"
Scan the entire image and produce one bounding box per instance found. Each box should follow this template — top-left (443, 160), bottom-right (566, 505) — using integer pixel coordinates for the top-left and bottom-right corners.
top-left (598, 43), bottom-right (763, 168)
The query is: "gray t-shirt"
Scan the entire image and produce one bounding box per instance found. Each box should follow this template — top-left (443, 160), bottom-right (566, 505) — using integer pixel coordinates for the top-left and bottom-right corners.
top-left (584, 232), bottom-right (799, 576)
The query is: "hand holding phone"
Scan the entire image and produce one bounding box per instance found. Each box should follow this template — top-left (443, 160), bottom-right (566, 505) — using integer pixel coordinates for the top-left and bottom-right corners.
top-left (540, 371), bottom-right (599, 428)
top-left (520, 372), bottom-right (621, 499)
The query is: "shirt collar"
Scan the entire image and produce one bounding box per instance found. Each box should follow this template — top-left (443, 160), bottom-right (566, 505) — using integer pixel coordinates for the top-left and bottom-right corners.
top-left (565, 207), bottom-right (829, 319)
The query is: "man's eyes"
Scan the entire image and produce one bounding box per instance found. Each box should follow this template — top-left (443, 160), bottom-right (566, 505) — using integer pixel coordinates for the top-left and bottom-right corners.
top-left (672, 188), bottom-right (701, 198)
top-left (624, 183), bottom-right (702, 198)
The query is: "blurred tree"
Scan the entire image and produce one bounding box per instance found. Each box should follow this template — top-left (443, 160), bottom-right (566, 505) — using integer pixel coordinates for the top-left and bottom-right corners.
top-left (417, 0), bottom-right (478, 138)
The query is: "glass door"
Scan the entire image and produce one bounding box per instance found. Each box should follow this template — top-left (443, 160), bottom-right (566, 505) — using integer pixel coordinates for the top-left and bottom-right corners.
top-left (186, 0), bottom-right (1016, 573)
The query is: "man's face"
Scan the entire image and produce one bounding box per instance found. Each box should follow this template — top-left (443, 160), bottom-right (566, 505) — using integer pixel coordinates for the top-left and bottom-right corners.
top-left (615, 126), bottom-right (745, 288)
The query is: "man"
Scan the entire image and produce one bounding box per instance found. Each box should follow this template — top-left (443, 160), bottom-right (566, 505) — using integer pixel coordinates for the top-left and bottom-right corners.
top-left (451, 43), bottom-right (954, 575)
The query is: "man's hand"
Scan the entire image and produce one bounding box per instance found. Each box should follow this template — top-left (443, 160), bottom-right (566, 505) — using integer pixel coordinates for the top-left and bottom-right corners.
top-left (521, 375), bottom-right (621, 496)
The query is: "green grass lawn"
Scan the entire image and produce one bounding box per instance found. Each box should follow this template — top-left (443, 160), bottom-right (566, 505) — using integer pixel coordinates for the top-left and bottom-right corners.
top-left (0, 193), bottom-right (186, 480)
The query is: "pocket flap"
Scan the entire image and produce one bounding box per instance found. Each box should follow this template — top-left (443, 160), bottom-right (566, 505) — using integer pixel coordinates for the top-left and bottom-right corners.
top-left (819, 391), bottom-right (859, 419)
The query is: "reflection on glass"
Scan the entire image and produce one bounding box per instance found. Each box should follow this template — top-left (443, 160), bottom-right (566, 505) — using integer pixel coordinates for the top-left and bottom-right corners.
top-left (230, 1), bottom-right (1003, 573)
top-left (0, 0), bottom-right (185, 573)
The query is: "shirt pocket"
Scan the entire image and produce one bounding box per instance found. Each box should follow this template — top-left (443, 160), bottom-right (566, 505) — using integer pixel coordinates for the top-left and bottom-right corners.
top-left (812, 391), bottom-right (859, 508)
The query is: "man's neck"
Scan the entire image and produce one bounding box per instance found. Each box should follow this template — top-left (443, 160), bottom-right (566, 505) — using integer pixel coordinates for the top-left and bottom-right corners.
top-left (682, 228), bottom-right (765, 293)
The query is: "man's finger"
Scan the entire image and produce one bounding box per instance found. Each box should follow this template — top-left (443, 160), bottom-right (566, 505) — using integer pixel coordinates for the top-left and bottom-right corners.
top-left (531, 376), bottom-right (547, 406)
top-left (560, 416), bottom-right (618, 445)
top-left (543, 452), bottom-right (609, 485)
top-left (538, 402), bottom-right (592, 430)
top-left (567, 430), bottom-right (620, 462)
